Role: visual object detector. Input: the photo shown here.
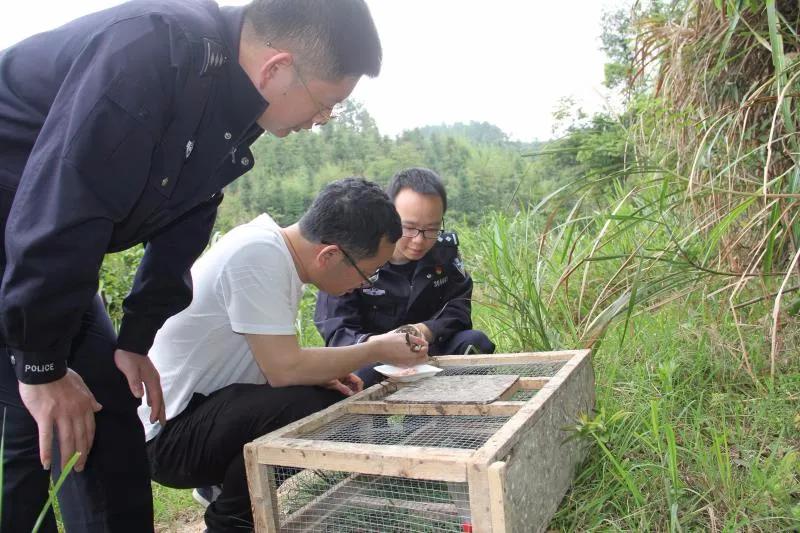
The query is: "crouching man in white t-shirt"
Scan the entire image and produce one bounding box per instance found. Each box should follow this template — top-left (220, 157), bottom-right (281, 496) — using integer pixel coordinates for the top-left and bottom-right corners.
top-left (137, 178), bottom-right (428, 532)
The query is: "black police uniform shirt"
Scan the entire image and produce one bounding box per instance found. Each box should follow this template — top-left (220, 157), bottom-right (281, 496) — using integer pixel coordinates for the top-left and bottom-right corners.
top-left (0, 0), bottom-right (267, 384)
top-left (314, 232), bottom-right (473, 347)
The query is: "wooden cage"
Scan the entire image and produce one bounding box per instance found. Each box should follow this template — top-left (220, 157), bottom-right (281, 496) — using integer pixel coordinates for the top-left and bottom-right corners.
top-left (245, 349), bottom-right (594, 533)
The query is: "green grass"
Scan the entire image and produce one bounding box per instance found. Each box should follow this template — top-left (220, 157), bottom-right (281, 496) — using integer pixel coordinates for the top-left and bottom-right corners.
top-left (33, 453), bottom-right (81, 532)
top-left (152, 484), bottom-right (202, 531)
top-left (547, 302), bottom-right (800, 531)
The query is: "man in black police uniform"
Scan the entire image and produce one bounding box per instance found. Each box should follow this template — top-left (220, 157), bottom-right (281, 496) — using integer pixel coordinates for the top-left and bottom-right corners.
top-left (315, 167), bottom-right (495, 387)
top-left (0, 0), bottom-right (382, 531)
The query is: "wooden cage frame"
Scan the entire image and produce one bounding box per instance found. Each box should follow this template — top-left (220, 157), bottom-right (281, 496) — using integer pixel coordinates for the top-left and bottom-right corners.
top-left (245, 349), bottom-right (594, 533)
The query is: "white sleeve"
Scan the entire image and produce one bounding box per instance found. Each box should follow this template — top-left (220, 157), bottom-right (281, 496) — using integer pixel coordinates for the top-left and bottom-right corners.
top-left (218, 241), bottom-right (298, 335)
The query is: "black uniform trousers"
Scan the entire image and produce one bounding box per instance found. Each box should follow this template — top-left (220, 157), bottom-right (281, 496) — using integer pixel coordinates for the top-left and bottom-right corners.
top-left (146, 383), bottom-right (345, 533)
top-left (0, 188), bottom-right (153, 533)
top-left (356, 329), bottom-right (496, 388)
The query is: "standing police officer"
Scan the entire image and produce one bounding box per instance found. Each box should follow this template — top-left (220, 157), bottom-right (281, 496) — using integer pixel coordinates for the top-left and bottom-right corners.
top-left (315, 168), bottom-right (495, 387)
top-left (0, 0), bottom-right (382, 530)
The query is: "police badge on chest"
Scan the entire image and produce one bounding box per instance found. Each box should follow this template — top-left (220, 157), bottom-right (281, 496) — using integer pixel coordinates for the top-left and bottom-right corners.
top-left (362, 287), bottom-right (386, 296)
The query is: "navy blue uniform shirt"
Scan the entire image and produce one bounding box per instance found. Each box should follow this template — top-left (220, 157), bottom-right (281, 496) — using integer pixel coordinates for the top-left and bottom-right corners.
top-left (0, 0), bottom-right (267, 384)
top-left (314, 232), bottom-right (473, 347)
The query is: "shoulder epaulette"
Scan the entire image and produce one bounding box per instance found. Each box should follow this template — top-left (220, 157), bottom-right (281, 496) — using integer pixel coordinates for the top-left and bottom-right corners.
top-left (198, 38), bottom-right (228, 76)
top-left (437, 231), bottom-right (459, 248)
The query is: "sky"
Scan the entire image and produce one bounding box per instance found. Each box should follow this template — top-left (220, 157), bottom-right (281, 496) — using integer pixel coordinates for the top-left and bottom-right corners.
top-left (0, 0), bottom-right (622, 142)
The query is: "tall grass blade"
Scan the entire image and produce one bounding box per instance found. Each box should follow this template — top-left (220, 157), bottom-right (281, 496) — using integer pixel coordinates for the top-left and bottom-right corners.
top-left (32, 452), bottom-right (81, 533)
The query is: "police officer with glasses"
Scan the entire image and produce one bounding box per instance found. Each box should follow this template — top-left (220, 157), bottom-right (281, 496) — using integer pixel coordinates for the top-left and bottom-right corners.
top-left (315, 167), bottom-right (495, 387)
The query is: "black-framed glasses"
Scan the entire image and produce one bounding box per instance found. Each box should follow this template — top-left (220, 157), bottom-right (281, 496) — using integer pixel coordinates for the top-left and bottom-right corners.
top-left (323, 241), bottom-right (380, 287)
top-left (401, 219), bottom-right (445, 240)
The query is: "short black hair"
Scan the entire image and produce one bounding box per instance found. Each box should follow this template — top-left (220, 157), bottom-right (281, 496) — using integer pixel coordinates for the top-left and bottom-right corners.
top-left (386, 167), bottom-right (448, 213)
top-left (299, 178), bottom-right (401, 260)
top-left (245, 0), bottom-right (382, 80)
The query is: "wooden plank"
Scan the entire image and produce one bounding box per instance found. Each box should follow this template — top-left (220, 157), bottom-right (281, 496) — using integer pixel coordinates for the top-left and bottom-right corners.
top-left (347, 401), bottom-right (523, 417)
top-left (244, 442), bottom-right (280, 533)
top-left (432, 350), bottom-right (586, 366)
top-left (467, 462), bottom-right (493, 532)
top-left (488, 461), bottom-right (508, 533)
top-left (518, 377), bottom-right (549, 389)
top-left (474, 349), bottom-right (594, 463)
top-left (257, 439), bottom-right (472, 482)
top-left (385, 375), bottom-right (518, 404)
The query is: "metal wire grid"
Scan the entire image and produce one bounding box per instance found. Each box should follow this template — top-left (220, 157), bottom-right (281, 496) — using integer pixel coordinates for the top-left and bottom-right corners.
top-left (437, 361), bottom-right (565, 377)
top-left (274, 468), bottom-right (471, 533)
top-left (296, 414), bottom-right (509, 449)
top-left (509, 389), bottom-right (538, 401)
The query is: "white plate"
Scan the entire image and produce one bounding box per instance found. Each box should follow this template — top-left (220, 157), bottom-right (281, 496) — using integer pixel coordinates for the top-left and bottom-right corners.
top-left (374, 364), bottom-right (443, 383)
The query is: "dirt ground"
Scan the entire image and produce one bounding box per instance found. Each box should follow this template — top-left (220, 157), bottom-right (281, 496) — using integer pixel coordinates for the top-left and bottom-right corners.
top-left (154, 470), bottom-right (313, 533)
top-left (155, 510), bottom-right (205, 533)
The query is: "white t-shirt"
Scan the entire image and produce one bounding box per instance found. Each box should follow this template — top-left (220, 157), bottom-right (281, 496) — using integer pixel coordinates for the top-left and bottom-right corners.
top-left (138, 214), bottom-right (303, 441)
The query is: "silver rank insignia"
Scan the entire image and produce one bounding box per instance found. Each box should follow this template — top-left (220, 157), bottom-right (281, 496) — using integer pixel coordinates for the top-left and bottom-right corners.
top-left (437, 231), bottom-right (459, 247)
top-left (453, 257), bottom-right (466, 277)
top-left (185, 140), bottom-right (195, 160)
top-left (200, 38), bottom-right (228, 76)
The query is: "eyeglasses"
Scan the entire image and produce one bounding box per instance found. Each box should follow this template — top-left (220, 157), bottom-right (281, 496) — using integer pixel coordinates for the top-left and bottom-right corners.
top-left (323, 241), bottom-right (380, 288)
top-left (264, 41), bottom-right (340, 126)
top-left (291, 63), bottom-right (340, 126)
top-left (401, 223), bottom-right (445, 240)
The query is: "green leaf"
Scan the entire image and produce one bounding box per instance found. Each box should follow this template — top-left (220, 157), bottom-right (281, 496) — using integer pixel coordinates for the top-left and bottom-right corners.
top-left (32, 452), bottom-right (81, 533)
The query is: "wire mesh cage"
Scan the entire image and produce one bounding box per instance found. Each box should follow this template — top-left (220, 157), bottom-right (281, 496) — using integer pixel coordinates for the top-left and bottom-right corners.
top-left (507, 389), bottom-right (537, 401)
top-left (246, 351), bottom-right (595, 533)
top-left (437, 361), bottom-right (565, 377)
top-left (299, 414), bottom-right (510, 449)
top-left (273, 468), bottom-right (471, 533)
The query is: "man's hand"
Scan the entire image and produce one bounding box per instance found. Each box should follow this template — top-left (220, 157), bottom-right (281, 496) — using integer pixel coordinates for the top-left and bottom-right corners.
top-left (114, 349), bottom-right (165, 426)
top-left (370, 331), bottom-right (429, 366)
top-left (18, 369), bottom-right (102, 472)
top-left (390, 324), bottom-right (433, 343)
top-left (323, 373), bottom-right (364, 396)
top-left (410, 323), bottom-right (433, 343)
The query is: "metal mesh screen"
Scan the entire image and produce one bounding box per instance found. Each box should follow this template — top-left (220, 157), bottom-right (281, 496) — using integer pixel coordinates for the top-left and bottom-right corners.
top-left (509, 389), bottom-right (538, 401)
top-left (297, 414), bottom-right (508, 449)
top-left (437, 361), bottom-right (565, 377)
top-left (274, 468), bottom-right (471, 532)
